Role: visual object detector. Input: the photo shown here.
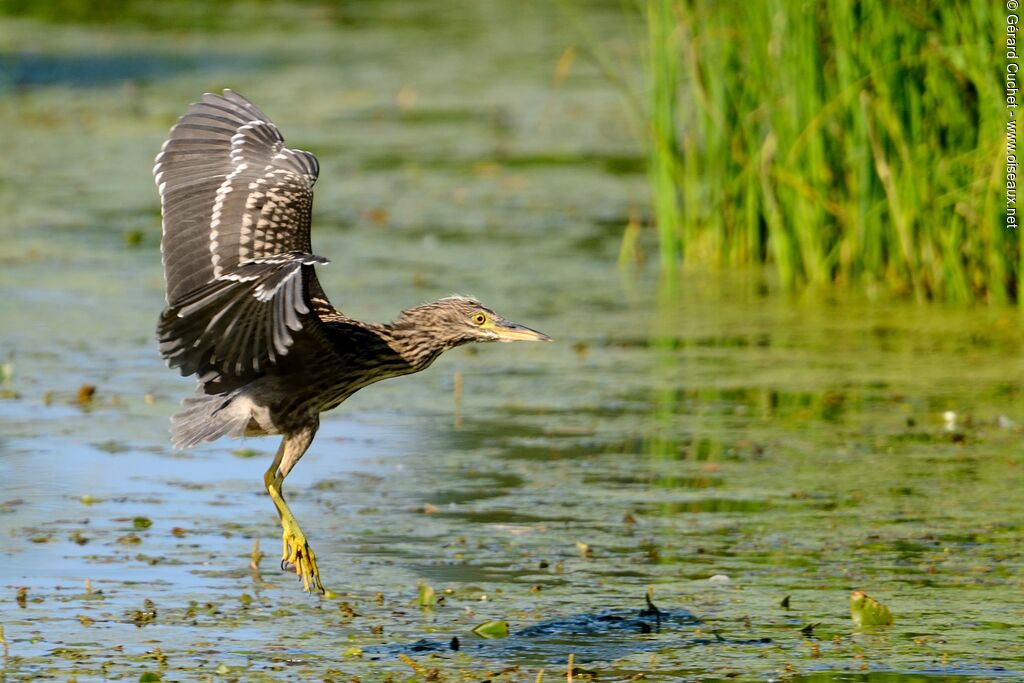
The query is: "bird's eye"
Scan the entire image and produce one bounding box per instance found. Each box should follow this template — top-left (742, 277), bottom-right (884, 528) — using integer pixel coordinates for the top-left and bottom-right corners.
top-left (472, 313), bottom-right (487, 325)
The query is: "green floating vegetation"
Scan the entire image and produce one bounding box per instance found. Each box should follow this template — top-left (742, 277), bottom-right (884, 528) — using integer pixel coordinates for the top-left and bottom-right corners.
top-left (417, 581), bottom-right (436, 607)
top-left (850, 590), bottom-right (894, 627)
top-left (132, 517), bottom-right (152, 530)
top-left (643, 0), bottom-right (1011, 304)
top-left (123, 229), bottom-right (144, 247)
top-left (471, 620), bottom-right (510, 639)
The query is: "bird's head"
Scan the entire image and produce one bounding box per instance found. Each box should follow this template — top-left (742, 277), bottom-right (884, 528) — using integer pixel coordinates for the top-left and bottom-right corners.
top-left (392, 296), bottom-right (551, 352)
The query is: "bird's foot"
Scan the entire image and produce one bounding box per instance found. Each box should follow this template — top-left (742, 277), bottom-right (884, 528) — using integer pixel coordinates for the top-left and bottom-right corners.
top-left (279, 515), bottom-right (324, 594)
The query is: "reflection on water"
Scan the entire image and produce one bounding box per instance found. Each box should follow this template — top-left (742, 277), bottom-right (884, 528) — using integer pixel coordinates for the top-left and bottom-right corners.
top-left (1, 0), bottom-right (1022, 680)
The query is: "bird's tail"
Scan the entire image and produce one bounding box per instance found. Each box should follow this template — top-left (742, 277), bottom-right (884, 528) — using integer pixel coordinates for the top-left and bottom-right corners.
top-left (170, 389), bottom-right (251, 450)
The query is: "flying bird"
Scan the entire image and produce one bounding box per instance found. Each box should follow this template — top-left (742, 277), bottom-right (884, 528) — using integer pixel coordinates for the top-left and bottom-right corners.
top-left (154, 90), bottom-right (550, 592)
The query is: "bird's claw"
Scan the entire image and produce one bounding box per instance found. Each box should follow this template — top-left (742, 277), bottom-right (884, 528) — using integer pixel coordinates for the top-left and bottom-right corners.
top-left (280, 523), bottom-right (324, 594)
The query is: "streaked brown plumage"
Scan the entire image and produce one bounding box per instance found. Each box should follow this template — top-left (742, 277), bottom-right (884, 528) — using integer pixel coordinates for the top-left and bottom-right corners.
top-left (154, 90), bottom-right (549, 592)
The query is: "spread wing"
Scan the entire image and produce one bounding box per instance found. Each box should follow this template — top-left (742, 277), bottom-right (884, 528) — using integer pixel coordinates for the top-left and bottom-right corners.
top-left (154, 90), bottom-right (335, 380)
top-left (154, 89), bottom-right (320, 305)
top-left (157, 252), bottom-right (329, 377)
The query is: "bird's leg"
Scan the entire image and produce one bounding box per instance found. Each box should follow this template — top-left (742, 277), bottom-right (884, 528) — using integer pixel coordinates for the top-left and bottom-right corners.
top-left (263, 420), bottom-right (323, 593)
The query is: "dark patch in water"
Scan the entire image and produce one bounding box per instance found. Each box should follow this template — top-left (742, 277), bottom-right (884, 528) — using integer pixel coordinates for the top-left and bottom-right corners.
top-left (429, 471), bottom-right (524, 505)
top-left (513, 607), bottom-right (698, 637)
top-left (371, 607), bottom-right (778, 667)
top-left (369, 607), bottom-right (707, 662)
top-left (0, 51), bottom-right (264, 88)
top-left (636, 498), bottom-right (770, 515)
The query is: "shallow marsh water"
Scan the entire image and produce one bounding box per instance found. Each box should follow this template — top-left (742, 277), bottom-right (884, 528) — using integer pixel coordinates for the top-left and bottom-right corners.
top-left (1, 2), bottom-right (1023, 681)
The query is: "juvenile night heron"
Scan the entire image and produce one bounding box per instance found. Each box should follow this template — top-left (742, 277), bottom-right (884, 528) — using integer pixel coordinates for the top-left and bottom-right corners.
top-left (154, 90), bottom-right (550, 592)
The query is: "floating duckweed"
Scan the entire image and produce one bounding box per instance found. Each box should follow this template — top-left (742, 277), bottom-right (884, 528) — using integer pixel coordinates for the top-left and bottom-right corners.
top-left (133, 517), bottom-right (153, 530)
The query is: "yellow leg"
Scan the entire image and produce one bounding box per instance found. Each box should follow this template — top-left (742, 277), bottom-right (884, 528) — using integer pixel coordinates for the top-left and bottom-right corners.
top-left (263, 422), bottom-right (324, 593)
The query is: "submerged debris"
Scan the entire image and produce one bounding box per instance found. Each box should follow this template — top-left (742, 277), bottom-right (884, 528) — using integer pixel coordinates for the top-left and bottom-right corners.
top-left (77, 384), bottom-right (96, 405)
top-left (640, 587), bottom-right (662, 628)
top-left (249, 539), bottom-right (263, 571)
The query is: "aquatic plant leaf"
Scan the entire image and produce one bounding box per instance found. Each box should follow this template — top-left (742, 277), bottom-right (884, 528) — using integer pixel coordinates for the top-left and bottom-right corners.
top-left (133, 517), bottom-right (153, 530)
top-left (418, 582), bottom-right (436, 607)
top-left (472, 620), bottom-right (510, 639)
top-left (850, 591), bottom-right (893, 627)
top-left (138, 673), bottom-right (161, 682)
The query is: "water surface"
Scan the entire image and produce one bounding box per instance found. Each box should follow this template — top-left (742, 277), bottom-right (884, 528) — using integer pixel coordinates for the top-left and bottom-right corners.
top-left (1, 2), bottom-right (1022, 680)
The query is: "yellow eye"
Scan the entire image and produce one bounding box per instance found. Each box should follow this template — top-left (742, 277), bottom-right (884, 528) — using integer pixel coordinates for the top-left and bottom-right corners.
top-left (472, 313), bottom-right (487, 325)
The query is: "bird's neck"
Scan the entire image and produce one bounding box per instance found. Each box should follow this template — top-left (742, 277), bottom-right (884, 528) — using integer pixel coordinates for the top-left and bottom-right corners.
top-left (377, 321), bottom-right (458, 373)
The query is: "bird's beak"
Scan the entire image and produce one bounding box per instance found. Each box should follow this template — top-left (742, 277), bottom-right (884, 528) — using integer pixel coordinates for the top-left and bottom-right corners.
top-left (492, 320), bottom-right (552, 342)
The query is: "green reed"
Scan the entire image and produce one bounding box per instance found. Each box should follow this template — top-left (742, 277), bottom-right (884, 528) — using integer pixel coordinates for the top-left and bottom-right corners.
top-left (643, 0), bottom-right (1012, 303)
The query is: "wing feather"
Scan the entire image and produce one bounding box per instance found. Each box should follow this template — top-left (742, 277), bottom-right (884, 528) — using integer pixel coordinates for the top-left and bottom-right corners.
top-left (154, 90), bottom-right (321, 305)
top-left (154, 91), bottom-right (343, 381)
top-left (158, 252), bottom-right (329, 378)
